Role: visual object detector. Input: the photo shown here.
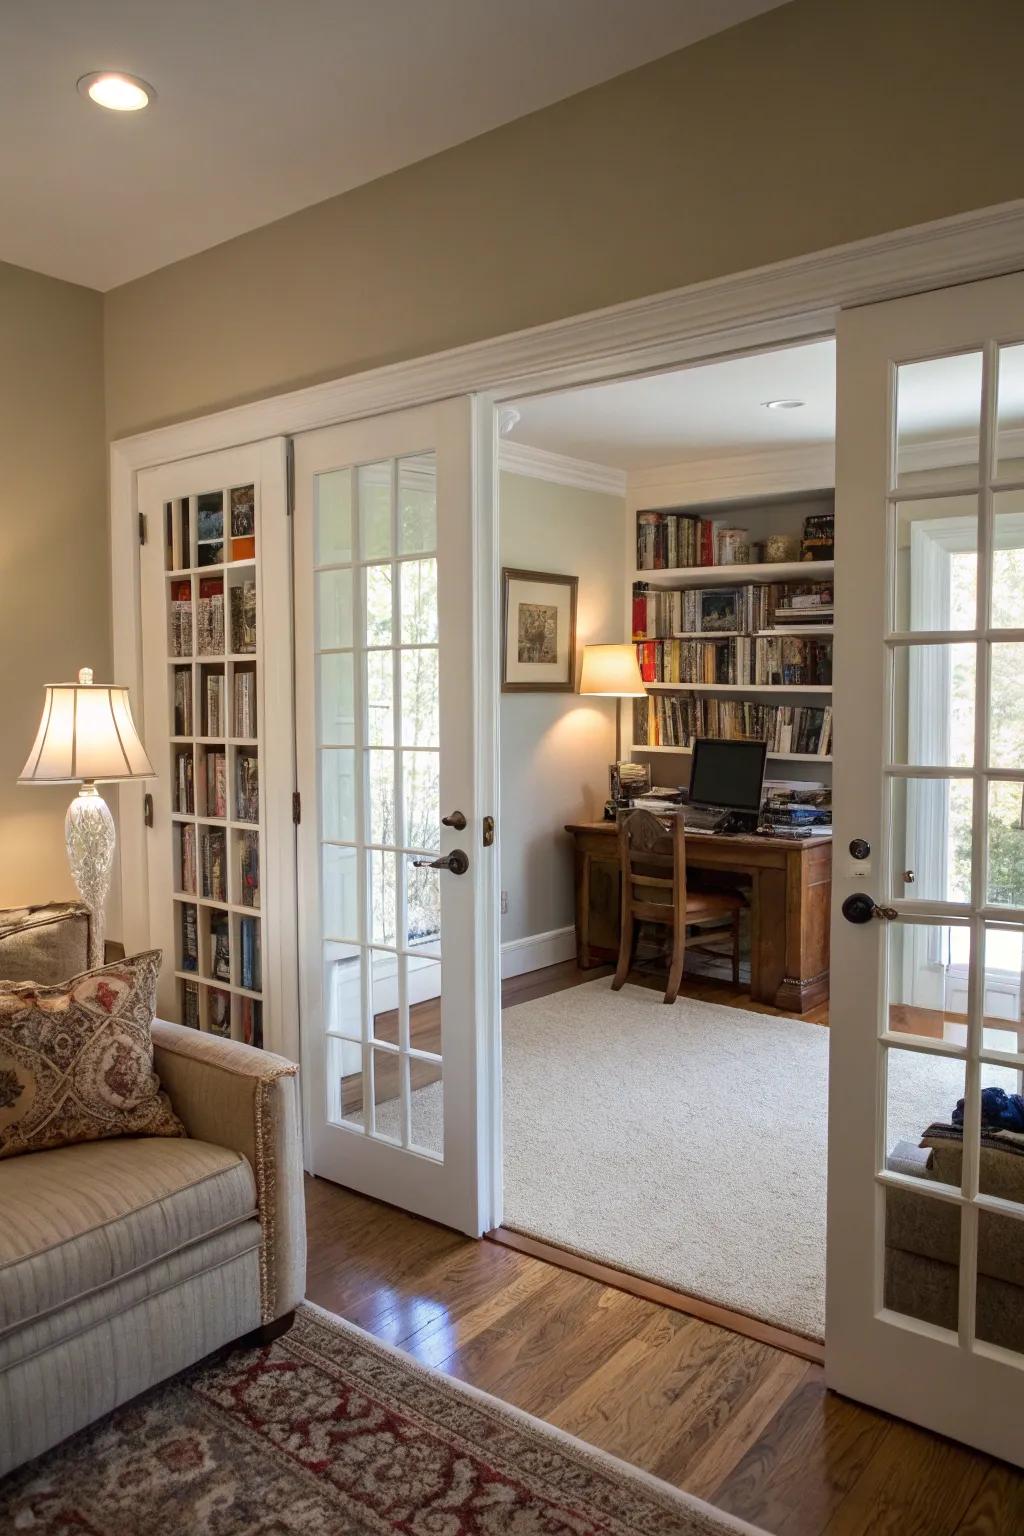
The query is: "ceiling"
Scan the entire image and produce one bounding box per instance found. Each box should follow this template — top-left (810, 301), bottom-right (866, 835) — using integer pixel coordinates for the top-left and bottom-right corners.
top-left (508, 340), bottom-right (1024, 471)
top-left (0, 0), bottom-right (789, 292)
top-left (508, 341), bottom-right (838, 470)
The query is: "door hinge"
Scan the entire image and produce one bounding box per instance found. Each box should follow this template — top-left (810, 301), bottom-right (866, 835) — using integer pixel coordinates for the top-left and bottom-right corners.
top-left (285, 438), bottom-right (295, 516)
top-left (138, 512), bottom-right (147, 546)
top-left (482, 815), bottom-right (495, 847)
top-left (292, 790), bottom-right (301, 825)
top-left (143, 793), bottom-right (154, 828)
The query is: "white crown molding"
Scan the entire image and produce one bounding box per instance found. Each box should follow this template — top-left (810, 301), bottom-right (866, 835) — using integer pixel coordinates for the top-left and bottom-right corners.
top-left (499, 440), bottom-right (626, 496)
top-left (899, 423), bottom-right (1024, 473)
top-left (627, 444), bottom-right (836, 507)
top-left (111, 198), bottom-right (1024, 470)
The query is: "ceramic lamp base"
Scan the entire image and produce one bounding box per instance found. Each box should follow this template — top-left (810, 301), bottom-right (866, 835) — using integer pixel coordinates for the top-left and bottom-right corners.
top-left (65, 784), bottom-right (115, 970)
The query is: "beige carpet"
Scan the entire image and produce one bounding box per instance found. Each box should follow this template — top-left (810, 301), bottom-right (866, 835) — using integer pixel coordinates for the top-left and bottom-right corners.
top-left (398, 978), bottom-right (1010, 1341)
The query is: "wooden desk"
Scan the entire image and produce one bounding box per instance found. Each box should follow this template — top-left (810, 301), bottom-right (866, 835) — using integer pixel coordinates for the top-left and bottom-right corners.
top-left (566, 821), bottom-right (832, 1013)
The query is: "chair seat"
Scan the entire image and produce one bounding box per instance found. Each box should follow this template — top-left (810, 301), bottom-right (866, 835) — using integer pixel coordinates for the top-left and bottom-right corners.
top-left (0, 1135), bottom-right (258, 1338)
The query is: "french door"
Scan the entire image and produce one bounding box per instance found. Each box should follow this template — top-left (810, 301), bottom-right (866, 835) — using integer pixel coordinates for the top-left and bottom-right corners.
top-left (828, 271), bottom-right (1024, 1463)
top-left (293, 398), bottom-right (496, 1235)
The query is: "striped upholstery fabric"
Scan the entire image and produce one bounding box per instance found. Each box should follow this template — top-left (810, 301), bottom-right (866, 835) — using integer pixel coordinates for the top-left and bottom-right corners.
top-left (0, 1136), bottom-right (257, 1337)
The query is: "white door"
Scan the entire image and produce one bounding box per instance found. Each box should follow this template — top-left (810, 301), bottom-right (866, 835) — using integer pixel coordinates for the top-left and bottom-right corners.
top-left (138, 441), bottom-right (298, 1059)
top-left (293, 398), bottom-right (496, 1235)
top-left (828, 271), bottom-right (1024, 1464)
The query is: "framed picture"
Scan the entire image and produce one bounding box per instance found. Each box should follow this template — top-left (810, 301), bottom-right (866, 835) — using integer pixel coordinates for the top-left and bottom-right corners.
top-left (502, 568), bottom-right (578, 692)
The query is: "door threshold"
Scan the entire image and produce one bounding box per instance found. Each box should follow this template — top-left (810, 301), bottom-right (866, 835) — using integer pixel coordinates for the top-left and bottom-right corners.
top-left (486, 1226), bottom-right (824, 1365)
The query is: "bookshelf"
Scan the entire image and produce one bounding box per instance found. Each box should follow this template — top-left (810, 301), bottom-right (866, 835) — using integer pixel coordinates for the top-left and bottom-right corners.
top-left (628, 487), bottom-right (835, 775)
top-left (139, 441), bottom-right (297, 1058)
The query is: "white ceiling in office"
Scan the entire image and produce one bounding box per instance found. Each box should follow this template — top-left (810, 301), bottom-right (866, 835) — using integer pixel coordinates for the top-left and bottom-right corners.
top-left (508, 340), bottom-right (1024, 470)
top-left (0, 0), bottom-right (789, 291)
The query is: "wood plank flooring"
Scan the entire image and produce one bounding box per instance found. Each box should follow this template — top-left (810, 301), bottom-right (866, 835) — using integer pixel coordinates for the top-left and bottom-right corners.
top-left (305, 1176), bottom-right (1024, 1535)
top-left (306, 959), bottom-right (1024, 1531)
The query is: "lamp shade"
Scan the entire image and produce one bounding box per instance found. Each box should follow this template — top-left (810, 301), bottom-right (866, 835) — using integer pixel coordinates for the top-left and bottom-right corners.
top-left (20, 668), bottom-right (154, 784)
top-left (578, 643), bottom-right (646, 698)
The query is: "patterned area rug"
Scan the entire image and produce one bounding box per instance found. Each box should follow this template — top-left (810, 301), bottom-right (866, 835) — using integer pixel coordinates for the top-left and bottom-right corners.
top-left (0, 1304), bottom-right (765, 1535)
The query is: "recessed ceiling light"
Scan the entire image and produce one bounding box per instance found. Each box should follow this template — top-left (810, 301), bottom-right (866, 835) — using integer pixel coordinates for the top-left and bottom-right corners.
top-left (763, 398), bottom-right (806, 410)
top-left (77, 71), bottom-right (154, 112)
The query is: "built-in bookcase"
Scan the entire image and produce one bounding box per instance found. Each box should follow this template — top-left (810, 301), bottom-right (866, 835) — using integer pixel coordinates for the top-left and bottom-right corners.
top-left (139, 441), bottom-right (297, 1059)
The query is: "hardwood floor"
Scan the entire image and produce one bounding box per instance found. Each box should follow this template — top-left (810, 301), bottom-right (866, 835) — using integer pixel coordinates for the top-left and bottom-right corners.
top-left (305, 1175), bottom-right (1024, 1535)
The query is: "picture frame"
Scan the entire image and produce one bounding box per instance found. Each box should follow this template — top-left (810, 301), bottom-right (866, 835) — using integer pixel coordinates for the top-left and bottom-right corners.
top-left (501, 568), bottom-right (578, 692)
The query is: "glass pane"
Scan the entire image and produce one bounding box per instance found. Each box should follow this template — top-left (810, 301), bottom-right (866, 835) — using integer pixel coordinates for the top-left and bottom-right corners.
top-left (886, 922), bottom-right (970, 1049)
top-left (981, 925), bottom-right (1024, 1054)
top-left (893, 497), bottom-right (978, 632)
top-left (884, 1185), bottom-right (960, 1336)
top-left (992, 490), bottom-right (1024, 629)
top-left (321, 749), bottom-right (356, 843)
top-left (410, 1056), bottom-right (443, 1158)
top-left (408, 956), bottom-right (442, 1054)
top-left (316, 568), bottom-right (353, 649)
top-left (400, 647), bottom-right (439, 747)
top-left (986, 781), bottom-right (1024, 908)
top-left (368, 748), bottom-right (396, 847)
top-left (403, 750), bottom-right (440, 854)
top-left (323, 941), bottom-right (362, 1039)
top-left (365, 563), bottom-right (393, 648)
top-left (400, 558), bottom-right (438, 645)
top-left (977, 1061), bottom-right (1024, 1204)
top-left (889, 777), bottom-right (973, 903)
top-left (369, 849), bottom-right (397, 947)
top-left (995, 343), bottom-right (1024, 481)
top-left (368, 949), bottom-right (400, 1044)
top-left (895, 351), bottom-right (982, 489)
top-left (358, 461), bottom-right (391, 560)
top-left (316, 469), bottom-right (352, 566)
top-left (976, 1209), bottom-right (1024, 1354)
top-left (885, 1046), bottom-right (964, 1187)
top-left (323, 844), bottom-right (359, 941)
top-left (318, 652), bottom-right (354, 746)
top-left (398, 452), bottom-right (437, 555)
top-left (370, 1046), bottom-right (402, 1143)
top-left (332, 1037), bottom-right (366, 1131)
top-left (366, 649), bottom-right (394, 748)
top-left (891, 644), bottom-right (975, 766)
top-left (407, 862), bottom-right (441, 952)
top-left (989, 643), bottom-right (1024, 769)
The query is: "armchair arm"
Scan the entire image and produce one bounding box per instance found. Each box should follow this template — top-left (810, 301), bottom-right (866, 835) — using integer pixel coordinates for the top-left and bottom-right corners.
top-left (151, 1019), bottom-right (305, 1322)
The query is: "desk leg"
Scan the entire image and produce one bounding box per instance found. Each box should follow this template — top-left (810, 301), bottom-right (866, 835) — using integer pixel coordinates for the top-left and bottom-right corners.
top-left (751, 868), bottom-right (787, 1005)
top-left (575, 850), bottom-right (620, 969)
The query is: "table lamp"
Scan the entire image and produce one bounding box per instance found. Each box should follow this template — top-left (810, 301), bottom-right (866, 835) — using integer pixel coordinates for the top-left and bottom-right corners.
top-left (578, 642), bottom-right (647, 765)
top-left (20, 668), bottom-right (154, 969)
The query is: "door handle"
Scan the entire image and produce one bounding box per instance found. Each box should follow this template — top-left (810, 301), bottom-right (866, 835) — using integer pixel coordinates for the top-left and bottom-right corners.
top-left (442, 810), bottom-right (467, 831)
top-left (842, 892), bottom-right (899, 924)
top-left (412, 849), bottom-right (470, 876)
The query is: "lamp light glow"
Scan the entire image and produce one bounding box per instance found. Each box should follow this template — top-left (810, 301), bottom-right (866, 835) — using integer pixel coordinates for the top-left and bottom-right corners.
top-left (78, 72), bottom-right (154, 111)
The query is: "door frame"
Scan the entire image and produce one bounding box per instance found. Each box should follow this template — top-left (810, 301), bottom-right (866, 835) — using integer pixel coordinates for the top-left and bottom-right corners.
top-left (110, 198), bottom-right (1024, 1237)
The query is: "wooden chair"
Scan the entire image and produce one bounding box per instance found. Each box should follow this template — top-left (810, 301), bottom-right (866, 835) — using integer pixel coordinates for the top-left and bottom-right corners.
top-left (611, 809), bottom-right (743, 1005)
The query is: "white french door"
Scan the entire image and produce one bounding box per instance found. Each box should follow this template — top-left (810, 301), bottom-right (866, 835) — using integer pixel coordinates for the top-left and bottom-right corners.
top-left (293, 398), bottom-right (496, 1235)
top-left (828, 271), bottom-right (1024, 1464)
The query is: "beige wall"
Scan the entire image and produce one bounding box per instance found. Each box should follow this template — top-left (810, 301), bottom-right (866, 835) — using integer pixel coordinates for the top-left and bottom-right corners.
top-left (0, 262), bottom-right (109, 911)
top-left (499, 472), bottom-right (624, 945)
top-left (103, 0), bottom-right (1024, 441)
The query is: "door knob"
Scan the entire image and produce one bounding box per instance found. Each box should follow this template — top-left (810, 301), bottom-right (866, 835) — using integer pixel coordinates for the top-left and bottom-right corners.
top-left (842, 892), bottom-right (898, 924)
top-left (442, 810), bottom-right (467, 831)
top-left (412, 849), bottom-right (469, 876)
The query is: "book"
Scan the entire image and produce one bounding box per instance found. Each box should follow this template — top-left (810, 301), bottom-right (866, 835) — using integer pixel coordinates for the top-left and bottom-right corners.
top-left (196, 492), bottom-right (223, 541)
top-left (171, 580), bottom-right (193, 657)
top-left (200, 827), bottom-right (227, 902)
top-left (240, 830), bottom-right (260, 908)
top-left (181, 904), bottom-right (198, 971)
top-left (239, 915), bottom-right (262, 992)
top-left (240, 998), bottom-right (263, 1049)
top-left (205, 672), bottom-right (225, 736)
top-left (208, 988), bottom-right (231, 1037)
top-left (236, 751), bottom-right (259, 823)
top-left (233, 667), bottom-right (257, 737)
top-left (205, 749), bottom-right (227, 817)
top-left (179, 824), bottom-right (197, 894)
top-left (231, 485), bottom-right (255, 538)
top-left (230, 580), bottom-right (257, 653)
top-left (174, 748), bottom-right (195, 813)
top-left (635, 695), bottom-right (833, 756)
top-left (182, 981), bottom-right (200, 1030)
top-left (173, 668), bottom-right (193, 735)
top-left (800, 510), bottom-right (835, 561)
top-left (197, 577), bottom-right (224, 655)
top-left (210, 915), bottom-right (231, 981)
top-left (632, 580), bottom-right (834, 640)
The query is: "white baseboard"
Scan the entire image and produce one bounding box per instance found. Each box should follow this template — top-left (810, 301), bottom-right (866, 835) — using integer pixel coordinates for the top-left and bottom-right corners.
top-left (501, 925), bottom-right (577, 980)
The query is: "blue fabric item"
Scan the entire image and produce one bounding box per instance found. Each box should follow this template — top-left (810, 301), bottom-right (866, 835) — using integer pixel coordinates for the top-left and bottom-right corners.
top-left (951, 1086), bottom-right (1024, 1132)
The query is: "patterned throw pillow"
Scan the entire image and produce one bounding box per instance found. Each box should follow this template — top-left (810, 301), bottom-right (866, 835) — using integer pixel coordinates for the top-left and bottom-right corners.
top-left (0, 950), bottom-right (184, 1160)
